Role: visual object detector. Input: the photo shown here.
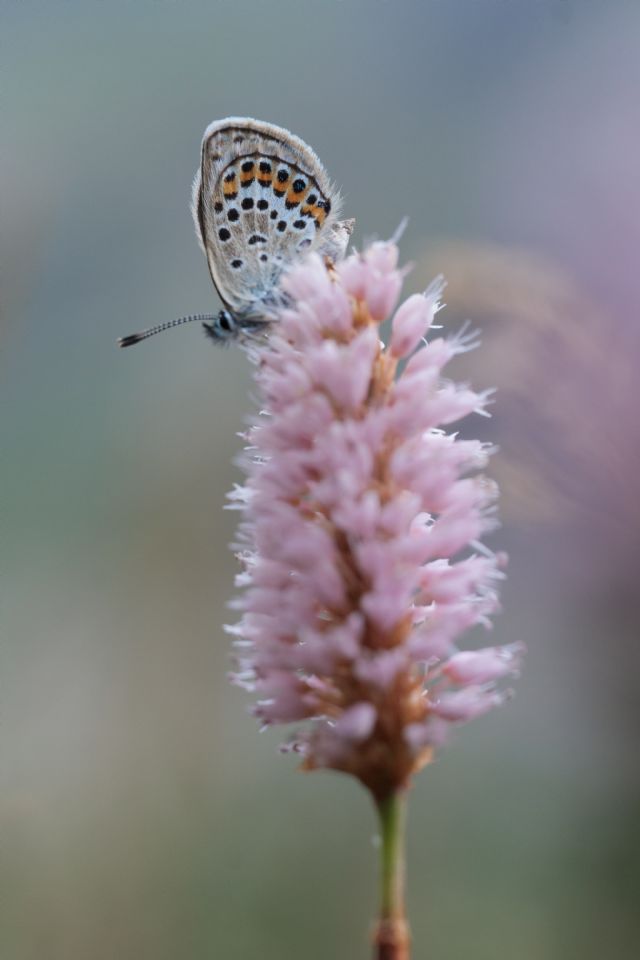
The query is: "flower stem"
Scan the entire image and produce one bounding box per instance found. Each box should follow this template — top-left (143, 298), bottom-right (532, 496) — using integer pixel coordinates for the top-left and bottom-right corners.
top-left (373, 790), bottom-right (410, 960)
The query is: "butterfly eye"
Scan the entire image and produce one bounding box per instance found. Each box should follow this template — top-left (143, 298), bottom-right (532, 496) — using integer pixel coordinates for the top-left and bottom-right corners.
top-left (218, 311), bottom-right (234, 333)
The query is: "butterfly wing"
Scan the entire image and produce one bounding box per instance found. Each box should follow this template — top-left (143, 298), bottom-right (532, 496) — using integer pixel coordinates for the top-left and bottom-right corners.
top-left (191, 118), bottom-right (344, 315)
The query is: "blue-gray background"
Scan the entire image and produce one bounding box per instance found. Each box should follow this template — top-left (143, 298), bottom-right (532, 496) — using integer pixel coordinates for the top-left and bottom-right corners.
top-left (3, 1), bottom-right (639, 958)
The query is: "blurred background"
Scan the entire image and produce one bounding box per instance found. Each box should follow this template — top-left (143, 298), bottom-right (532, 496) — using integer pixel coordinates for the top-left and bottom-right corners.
top-left (2, 1), bottom-right (639, 957)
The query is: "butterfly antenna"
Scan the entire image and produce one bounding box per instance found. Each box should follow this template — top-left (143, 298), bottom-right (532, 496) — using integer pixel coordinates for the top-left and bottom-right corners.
top-left (117, 313), bottom-right (217, 348)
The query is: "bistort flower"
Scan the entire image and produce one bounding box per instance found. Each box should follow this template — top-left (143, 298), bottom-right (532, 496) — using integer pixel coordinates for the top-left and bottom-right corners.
top-left (227, 240), bottom-right (523, 804)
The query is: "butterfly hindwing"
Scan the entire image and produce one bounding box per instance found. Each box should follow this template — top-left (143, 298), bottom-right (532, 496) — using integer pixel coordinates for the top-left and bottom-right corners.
top-left (192, 118), bottom-right (343, 315)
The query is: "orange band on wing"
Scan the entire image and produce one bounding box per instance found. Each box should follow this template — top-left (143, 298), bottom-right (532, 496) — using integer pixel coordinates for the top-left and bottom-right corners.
top-left (286, 186), bottom-right (309, 207)
top-left (301, 203), bottom-right (326, 226)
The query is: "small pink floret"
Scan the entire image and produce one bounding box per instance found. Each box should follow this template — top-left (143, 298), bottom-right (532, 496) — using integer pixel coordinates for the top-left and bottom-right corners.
top-left (430, 686), bottom-right (507, 723)
top-left (444, 642), bottom-right (525, 684)
top-left (334, 702), bottom-right (377, 742)
top-left (390, 293), bottom-right (437, 357)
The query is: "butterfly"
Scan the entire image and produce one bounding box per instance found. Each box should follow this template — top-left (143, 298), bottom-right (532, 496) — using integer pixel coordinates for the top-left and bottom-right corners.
top-left (118, 118), bottom-right (354, 347)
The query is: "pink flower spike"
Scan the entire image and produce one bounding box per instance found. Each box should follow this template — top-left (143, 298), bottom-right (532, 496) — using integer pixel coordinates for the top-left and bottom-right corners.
top-left (228, 239), bottom-right (522, 798)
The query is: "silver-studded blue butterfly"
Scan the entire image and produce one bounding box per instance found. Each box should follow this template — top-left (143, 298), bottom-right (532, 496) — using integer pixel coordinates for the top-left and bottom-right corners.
top-left (118, 118), bottom-right (354, 347)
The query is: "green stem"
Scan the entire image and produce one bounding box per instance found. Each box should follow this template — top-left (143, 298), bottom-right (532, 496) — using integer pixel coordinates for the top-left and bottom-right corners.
top-left (373, 790), bottom-right (410, 960)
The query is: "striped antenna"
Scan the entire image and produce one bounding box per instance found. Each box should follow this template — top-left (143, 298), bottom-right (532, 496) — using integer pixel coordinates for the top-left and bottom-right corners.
top-left (117, 313), bottom-right (217, 348)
